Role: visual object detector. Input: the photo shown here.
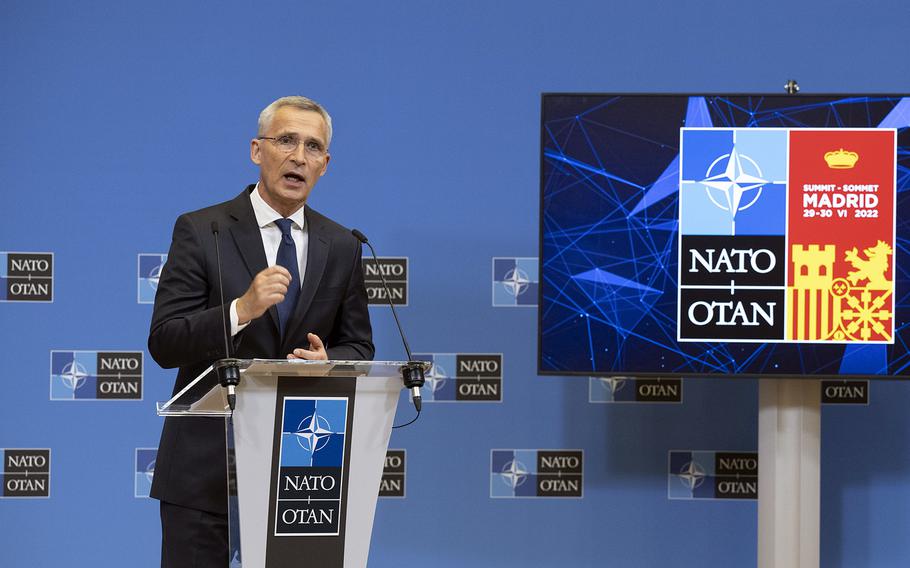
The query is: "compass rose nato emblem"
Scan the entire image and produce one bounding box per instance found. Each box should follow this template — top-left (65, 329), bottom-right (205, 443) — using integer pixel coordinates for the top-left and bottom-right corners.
top-left (677, 460), bottom-right (706, 490)
top-left (499, 459), bottom-right (529, 489)
top-left (294, 412), bottom-right (334, 454)
top-left (668, 451), bottom-right (713, 499)
top-left (60, 361), bottom-right (89, 391)
top-left (700, 147), bottom-right (768, 235)
top-left (421, 362), bottom-right (448, 399)
top-left (492, 257), bottom-right (538, 306)
top-left (502, 268), bottom-right (530, 297)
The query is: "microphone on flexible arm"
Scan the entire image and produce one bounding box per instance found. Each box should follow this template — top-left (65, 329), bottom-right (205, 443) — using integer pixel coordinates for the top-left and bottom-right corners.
top-left (351, 229), bottom-right (426, 413)
top-left (211, 221), bottom-right (241, 411)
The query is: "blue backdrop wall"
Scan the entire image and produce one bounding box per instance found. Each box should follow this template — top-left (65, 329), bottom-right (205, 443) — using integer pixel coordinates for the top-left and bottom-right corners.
top-left (2, 1), bottom-right (910, 566)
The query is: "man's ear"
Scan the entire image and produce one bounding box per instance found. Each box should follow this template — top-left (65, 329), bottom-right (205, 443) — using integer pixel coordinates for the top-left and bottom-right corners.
top-left (319, 153), bottom-right (331, 176)
top-left (250, 139), bottom-right (262, 165)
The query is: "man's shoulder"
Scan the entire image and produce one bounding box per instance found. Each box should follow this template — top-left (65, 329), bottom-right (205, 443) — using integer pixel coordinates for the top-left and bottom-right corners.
top-left (306, 206), bottom-right (358, 243)
top-left (167, 188), bottom-right (253, 237)
top-left (179, 187), bottom-right (252, 222)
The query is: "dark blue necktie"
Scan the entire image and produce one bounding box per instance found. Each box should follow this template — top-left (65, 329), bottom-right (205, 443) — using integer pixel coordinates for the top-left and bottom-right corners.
top-left (274, 218), bottom-right (300, 337)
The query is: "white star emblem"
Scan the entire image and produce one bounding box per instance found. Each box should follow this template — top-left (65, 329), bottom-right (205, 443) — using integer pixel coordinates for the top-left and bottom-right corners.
top-left (294, 413), bottom-right (333, 453)
top-left (502, 268), bottom-right (530, 297)
top-left (500, 459), bottom-right (529, 489)
top-left (60, 361), bottom-right (88, 391)
top-left (145, 459), bottom-right (156, 483)
top-left (422, 363), bottom-right (448, 394)
top-left (701, 147), bottom-right (767, 234)
top-left (677, 460), bottom-right (706, 490)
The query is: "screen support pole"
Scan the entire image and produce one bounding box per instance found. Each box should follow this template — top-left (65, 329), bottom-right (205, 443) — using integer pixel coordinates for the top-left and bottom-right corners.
top-left (757, 379), bottom-right (821, 568)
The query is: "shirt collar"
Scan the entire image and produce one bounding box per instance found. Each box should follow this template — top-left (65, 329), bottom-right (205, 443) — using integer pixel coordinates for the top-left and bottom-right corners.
top-left (250, 183), bottom-right (306, 230)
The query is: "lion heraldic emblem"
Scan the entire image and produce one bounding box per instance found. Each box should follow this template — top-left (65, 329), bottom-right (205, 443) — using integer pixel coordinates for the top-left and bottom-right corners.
top-left (844, 240), bottom-right (892, 288)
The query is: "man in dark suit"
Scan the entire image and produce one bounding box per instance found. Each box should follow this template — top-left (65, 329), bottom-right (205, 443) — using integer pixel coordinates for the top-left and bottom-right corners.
top-left (148, 96), bottom-right (374, 567)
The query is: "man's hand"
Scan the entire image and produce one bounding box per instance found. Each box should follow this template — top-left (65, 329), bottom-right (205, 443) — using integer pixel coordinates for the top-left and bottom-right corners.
top-left (287, 333), bottom-right (328, 361)
top-left (236, 266), bottom-right (292, 324)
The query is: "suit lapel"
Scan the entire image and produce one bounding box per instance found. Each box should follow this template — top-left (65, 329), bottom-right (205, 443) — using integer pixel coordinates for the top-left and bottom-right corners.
top-left (226, 186), bottom-right (280, 331)
top-left (283, 206), bottom-right (330, 348)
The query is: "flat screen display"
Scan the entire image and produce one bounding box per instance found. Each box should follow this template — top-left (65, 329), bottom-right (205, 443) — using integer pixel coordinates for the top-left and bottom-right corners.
top-left (538, 94), bottom-right (910, 378)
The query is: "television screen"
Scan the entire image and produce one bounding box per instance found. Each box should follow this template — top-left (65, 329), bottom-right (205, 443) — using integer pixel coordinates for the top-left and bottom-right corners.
top-left (538, 94), bottom-right (910, 378)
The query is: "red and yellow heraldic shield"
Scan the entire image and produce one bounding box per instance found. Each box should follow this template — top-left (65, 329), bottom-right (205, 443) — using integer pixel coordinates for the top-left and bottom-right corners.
top-left (787, 129), bottom-right (896, 342)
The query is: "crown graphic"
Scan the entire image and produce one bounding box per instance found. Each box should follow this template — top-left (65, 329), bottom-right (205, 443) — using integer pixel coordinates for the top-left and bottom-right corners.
top-left (824, 148), bottom-right (859, 169)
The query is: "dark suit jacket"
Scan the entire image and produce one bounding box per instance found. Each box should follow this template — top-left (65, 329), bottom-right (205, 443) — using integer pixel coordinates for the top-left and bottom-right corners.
top-left (148, 185), bottom-right (374, 513)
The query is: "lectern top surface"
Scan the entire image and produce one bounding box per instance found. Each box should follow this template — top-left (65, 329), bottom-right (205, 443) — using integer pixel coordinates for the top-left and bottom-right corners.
top-left (155, 359), bottom-right (430, 417)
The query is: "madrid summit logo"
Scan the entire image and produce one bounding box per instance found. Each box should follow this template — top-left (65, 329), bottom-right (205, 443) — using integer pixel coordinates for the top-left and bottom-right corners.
top-left (678, 128), bottom-right (896, 343)
top-left (668, 450), bottom-right (757, 500)
top-left (138, 254), bottom-right (167, 304)
top-left (135, 448), bottom-right (157, 498)
top-left (0, 252), bottom-right (53, 302)
top-left (50, 350), bottom-right (143, 400)
top-left (362, 257), bottom-right (408, 306)
top-left (588, 377), bottom-right (682, 403)
top-left (491, 449), bottom-right (583, 498)
top-left (1, 449), bottom-right (50, 498)
top-left (413, 353), bottom-right (503, 402)
top-left (274, 397), bottom-right (348, 536)
top-left (492, 257), bottom-right (538, 307)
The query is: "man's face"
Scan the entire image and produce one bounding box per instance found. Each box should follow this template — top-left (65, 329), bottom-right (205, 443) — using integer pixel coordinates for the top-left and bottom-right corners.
top-left (250, 106), bottom-right (331, 217)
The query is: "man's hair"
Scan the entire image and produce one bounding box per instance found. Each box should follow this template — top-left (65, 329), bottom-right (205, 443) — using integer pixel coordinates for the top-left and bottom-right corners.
top-left (257, 96), bottom-right (333, 147)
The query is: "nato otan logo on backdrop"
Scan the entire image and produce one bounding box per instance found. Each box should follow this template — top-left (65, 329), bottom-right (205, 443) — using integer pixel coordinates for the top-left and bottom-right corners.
top-left (491, 450), bottom-right (583, 498)
top-left (135, 448), bottom-right (157, 498)
top-left (50, 351), bottom-right (143, 400)
top-left (362, 257), bottom-right (408, 306)
top-left (0, 252), bottom-right (53, 302)
top-left (668, 451), bottom-right (757, 500)
top-left (821, 380), bottom-right (869, 404)
top-left (379, 450), bottom-right (405, 498)
top-left (492, 257), bottom-right (538, 307)
top-left (589, 377), bottom-right (683, 403)
top-left (1, 449), bottom-right (50, 498)
top-left (413, 353), bottom-right (503, 402)
top-left (275, 397), bottom-right (348, 536)
top-left (138, 254), bottom-right (167, 304)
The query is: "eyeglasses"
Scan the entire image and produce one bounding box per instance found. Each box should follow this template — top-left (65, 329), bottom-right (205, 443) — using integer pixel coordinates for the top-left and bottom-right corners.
top-left (257, 135), bottom-right (327, 158)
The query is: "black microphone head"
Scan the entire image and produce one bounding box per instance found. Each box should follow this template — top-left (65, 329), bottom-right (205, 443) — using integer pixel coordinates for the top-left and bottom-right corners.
top-left (351, 228), bottom-right (368, 243)
top-left (211, 221), bottom-right (220, 234)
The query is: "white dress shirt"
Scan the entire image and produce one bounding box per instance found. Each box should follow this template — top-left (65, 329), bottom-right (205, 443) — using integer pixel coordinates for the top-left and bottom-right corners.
top-left (230, 183), bottom-right (309, 335)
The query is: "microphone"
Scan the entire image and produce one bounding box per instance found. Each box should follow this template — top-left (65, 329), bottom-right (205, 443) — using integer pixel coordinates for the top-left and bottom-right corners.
top-left (211, 221), bottom-right (241, 411)
top-left (352, 229), bottom-right (425, 412)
